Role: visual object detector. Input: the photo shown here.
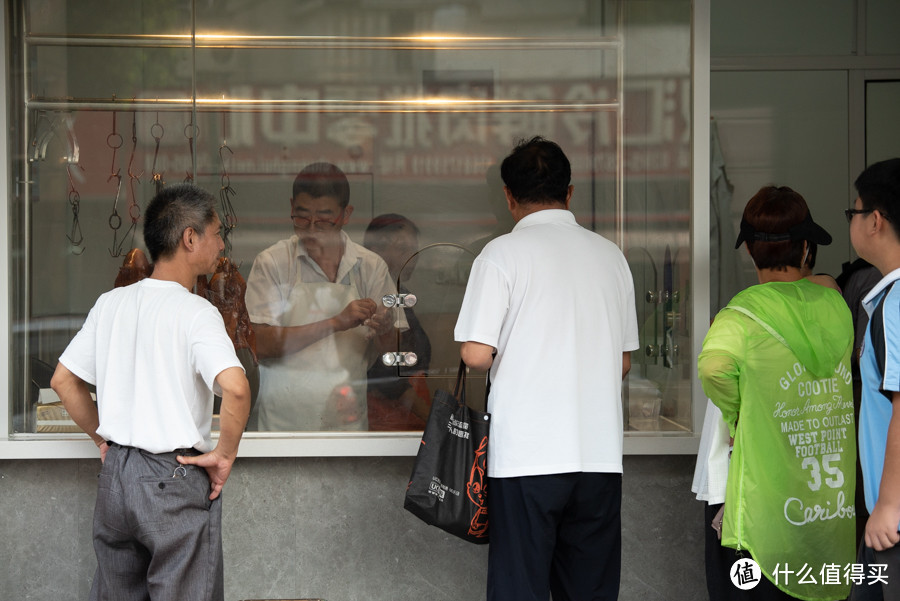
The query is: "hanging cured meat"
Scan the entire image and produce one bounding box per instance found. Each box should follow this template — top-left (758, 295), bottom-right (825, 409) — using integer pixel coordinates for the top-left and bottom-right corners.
top-left (198, 257), bottom-right (258, 364)
top-left (113, 248), bottom-right (152, 287)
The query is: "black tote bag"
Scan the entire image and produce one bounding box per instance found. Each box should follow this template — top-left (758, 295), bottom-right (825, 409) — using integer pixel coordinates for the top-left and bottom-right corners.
top-left (404, 360), bottom-right (490, 544)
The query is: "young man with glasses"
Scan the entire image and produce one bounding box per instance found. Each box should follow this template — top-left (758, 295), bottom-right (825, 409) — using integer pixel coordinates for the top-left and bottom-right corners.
top-left (245, 162), bottom-right (400, 431)
top-left (848, 158), bottom-right (900, 600)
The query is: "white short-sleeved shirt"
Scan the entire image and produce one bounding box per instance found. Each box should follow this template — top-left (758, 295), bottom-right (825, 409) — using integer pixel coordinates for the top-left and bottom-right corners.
top-left (59, 278), bottom-right (244, 453)
top-left (245, 232), bottom-right (398, 327)
top-left (454, 209), bottom-right (639, 478)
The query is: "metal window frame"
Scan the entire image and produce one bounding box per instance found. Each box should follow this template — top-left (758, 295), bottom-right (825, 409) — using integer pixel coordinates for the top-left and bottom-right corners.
top-left (0, 0), bottom-right (709, 458)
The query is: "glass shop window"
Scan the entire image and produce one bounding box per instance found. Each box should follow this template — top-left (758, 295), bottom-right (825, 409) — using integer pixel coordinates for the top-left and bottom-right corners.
top-left (6, 0), bottom-right (694, 441)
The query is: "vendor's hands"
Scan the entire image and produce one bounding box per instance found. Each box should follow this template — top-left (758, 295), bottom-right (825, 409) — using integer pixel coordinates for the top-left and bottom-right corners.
top-left (333, 298), bottom-right (377, 332)
top-left (865, 503), bottom-right (900, 551)
top-left (364, 306), bottom-right (394, 337)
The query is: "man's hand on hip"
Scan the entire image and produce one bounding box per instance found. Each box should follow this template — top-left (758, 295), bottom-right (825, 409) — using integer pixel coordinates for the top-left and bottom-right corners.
top-left (177, 450), bottom-right (235, 501)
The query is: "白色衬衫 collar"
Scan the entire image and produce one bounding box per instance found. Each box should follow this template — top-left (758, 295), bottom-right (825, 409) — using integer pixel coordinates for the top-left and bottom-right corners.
top-left (512, 209), bottom-right (576, 232)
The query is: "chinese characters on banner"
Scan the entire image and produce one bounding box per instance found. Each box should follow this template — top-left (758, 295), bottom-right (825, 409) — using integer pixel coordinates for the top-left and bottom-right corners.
top-left (64, 77), bottom-right (691, 200)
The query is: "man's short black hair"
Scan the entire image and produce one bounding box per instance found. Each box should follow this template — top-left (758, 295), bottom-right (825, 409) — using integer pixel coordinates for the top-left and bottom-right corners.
top-left (364, 213), bottom-right (419, 241)
top-left (292, 162), bottom-right (350, 208)
top-left (500, 136), bottom-right (571, 205)
top-left (144, 184), bottom-right (218, 262)
top-left (856, 158), bottom-right (900, 239)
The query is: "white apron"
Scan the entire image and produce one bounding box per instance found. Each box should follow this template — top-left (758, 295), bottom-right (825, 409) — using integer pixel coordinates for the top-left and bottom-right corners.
top-left (257, 267), bottom-right (372, 431)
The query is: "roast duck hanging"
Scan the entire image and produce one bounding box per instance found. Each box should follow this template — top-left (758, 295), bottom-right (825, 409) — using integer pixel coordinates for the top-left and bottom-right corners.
top-left (114, 250), bottom-right (258, 364)
top-left (113, 248), bottom-right (153, 287)
top-left (195, 257), bottom-right (258, 364)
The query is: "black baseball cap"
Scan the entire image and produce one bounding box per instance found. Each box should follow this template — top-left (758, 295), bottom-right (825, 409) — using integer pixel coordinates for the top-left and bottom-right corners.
top-left (734, 211), bottom-right (832, 249)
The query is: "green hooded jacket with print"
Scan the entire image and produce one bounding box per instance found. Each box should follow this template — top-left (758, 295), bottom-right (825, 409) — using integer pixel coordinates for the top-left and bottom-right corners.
top-left (699, 278), bottom-right (855, 601)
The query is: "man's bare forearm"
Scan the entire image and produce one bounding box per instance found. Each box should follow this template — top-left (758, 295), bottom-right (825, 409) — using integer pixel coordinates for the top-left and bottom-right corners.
top-left (214, 366), bottom-right (251, 458)
top-left (253, 320), bottom-right (338, 359)
top-left (50, 363), bottom-right (105, 448)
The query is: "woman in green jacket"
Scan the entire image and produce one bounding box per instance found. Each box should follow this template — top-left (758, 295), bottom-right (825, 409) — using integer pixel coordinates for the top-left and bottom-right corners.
top-left (699, 186), bottom-right (856, 601)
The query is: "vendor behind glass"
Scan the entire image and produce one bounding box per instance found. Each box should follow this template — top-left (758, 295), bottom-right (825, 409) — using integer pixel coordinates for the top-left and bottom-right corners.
top-left (245, 162), bottom-right (402, 431)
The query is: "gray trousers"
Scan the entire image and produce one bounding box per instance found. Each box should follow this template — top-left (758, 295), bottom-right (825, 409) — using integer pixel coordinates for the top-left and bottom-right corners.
top-left (90, 443), bottom-right (224, 601)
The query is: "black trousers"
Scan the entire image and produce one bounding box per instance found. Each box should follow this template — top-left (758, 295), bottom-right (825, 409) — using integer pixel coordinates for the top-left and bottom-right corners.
top-left (850, 541), bottom-right (900, 601)
top-left (487, 472), bottom-right (621, 601)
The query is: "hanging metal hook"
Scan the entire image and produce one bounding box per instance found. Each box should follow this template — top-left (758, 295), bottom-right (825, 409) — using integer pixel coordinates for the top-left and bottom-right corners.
top-left (150, 110), bottom-right (165, 194)
top-left (30, 111), bottom-right (61, 163)
top-left (107, 110), bottom-right (123, 179)
top-left (107, 173), bottom-right (128, 257)
top-left (65, 163), bottom-right (86, 254)
top-left (219, 143), bottom-right (233, 190)
top-left (123, 111), bottom-right (144, 252)
top-left (184, 118), bottom-right (199, 183)
top-left (106, 109), bottom-right (128, 257)
top-left (60, 113), bottom-right (86, 255)
top-left (219, 141), bottom-right (238, 258)
top-left (127, 111), bottom-right (144, 183)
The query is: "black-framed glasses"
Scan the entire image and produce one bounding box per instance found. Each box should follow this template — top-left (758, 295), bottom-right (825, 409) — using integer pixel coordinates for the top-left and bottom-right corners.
top-left (290, 212), bottom-right (343, 230)
top-left (844, 208), bottom-right (875, 223)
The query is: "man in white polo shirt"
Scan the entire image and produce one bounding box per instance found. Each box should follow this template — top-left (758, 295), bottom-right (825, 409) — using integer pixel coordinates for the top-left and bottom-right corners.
top-left (51, 184), bottom-right (250, 601)
top-left (455, 137), bottom-right (639, 601)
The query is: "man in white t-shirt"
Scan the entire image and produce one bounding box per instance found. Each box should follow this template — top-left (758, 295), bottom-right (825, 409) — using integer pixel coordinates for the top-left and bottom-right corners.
top-left (455, 137), bottom-right (639, 601)
top-left (51, 184), bottom-right (251, 601)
